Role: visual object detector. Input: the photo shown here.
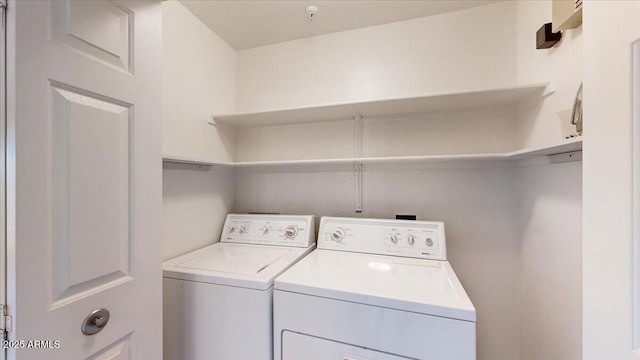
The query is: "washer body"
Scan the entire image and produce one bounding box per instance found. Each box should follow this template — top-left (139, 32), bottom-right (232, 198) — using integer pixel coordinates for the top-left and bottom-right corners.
top-left (163, 214), bottom-right (315, 360)
top-left (274, 217), bottom-right (476, 360)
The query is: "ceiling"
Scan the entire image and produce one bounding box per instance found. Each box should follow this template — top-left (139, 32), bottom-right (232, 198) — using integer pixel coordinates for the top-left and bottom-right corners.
top-left (178, 0), bottom-right (502, 51)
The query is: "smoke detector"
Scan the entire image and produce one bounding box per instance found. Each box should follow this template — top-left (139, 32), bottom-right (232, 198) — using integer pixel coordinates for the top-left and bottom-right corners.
top-left (306, 6), bottom-right (318, 20)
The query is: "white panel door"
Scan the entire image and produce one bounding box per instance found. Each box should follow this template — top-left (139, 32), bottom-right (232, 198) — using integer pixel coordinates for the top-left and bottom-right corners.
top-left (6, 1), bottom-right (162, 359)
top-left (583, 1), bottom-right (640, 360)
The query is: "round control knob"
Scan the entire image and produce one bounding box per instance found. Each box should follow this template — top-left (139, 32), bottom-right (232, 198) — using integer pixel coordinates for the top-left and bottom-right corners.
top-left (389, 234), bottom-right (399, 244)
top-left (425, 238), bottom-right (434, 246)
top-left (229, 226), bottom-right (236, 234)
top-left (263, 228), bottom-right (270, 235)
top-left (284, 225), bottom-right (298, 239)
top-left (331, 228), bottom-right (346, 242)
top-left (407, 235), bottom-right (416, 245)
top-left (239, 225), bottom-right (248, 234)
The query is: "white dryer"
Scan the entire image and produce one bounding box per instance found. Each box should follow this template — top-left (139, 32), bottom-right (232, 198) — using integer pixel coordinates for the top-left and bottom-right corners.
top-left (274, 217), bottom-right (476, 360)
top-left (163, 214), bottom-right (315, 360)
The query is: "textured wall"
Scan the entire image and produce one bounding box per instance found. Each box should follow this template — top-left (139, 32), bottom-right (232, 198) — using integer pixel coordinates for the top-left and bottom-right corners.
top-left (163, 0), bottom-right (237, 163)
top-left (236, 2), bottom-right (517, 112)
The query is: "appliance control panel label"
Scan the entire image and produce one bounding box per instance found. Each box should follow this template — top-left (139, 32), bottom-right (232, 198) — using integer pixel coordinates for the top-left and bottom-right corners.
top-left (318, 217), bottom-right (446, 260)
top-left (221, 214), bottom-right (315, 248)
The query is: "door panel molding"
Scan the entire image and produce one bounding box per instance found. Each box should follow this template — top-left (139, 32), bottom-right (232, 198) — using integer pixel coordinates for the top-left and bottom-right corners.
top-left (49, 81), bottom-right (133, 305)
top-left (51, 0), bottom-right (133, 74)
top-left (85, 332), bottom-right (132, 360)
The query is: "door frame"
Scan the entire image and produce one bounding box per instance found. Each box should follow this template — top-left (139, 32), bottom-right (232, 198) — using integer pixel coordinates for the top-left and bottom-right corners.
top-left (633, 39), bottom-right (640, 355)
top-left (0, 0), bottom-right (7, 358)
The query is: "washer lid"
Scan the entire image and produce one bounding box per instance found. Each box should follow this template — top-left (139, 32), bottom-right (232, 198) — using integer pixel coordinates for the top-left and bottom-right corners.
top-left (176, 244), bottom-right (291, 275)
top-left (163, 243), bottom-right (315, 290)
top-left (275, 249), bottom-right (476, 322)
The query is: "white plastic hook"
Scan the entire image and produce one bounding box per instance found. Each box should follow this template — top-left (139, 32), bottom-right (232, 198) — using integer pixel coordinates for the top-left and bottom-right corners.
top-left (306, 6), bottom-right (317, 20)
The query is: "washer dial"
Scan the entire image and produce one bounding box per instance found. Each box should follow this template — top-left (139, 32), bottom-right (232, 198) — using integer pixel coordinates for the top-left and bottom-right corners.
top-left (284, 225), bottom-right (298, 239)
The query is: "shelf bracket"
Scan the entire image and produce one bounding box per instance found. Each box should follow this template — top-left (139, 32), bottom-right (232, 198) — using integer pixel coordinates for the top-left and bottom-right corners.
top-left (543, 83), bottom-right (557, 98)
top-left (550, 150), bottom-right (582, 163)
top-left (354, 112), bottom-right (363, 158)
top-left (354, 163), bottom-right (363, 213)
top-left (208, 115), bottom-right (217, 126)
top-left (353, 111), bottom-right (363, 213)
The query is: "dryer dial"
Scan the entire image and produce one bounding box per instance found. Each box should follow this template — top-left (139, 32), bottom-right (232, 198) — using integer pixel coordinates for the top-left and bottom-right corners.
top-left (331, 228), bottom-right (346, 242)
top-left (389, 234), bottom-right (399, 244)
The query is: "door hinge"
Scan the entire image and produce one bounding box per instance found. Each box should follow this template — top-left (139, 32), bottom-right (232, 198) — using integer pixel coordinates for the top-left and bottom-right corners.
top-left (0, 0), bottom-right (6, 9)
top-left (0, 304), bottom-right (12, 340)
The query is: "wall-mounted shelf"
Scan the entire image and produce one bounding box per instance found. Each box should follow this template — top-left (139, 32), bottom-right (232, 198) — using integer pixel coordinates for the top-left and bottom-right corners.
top-left (232, 153), bottom-right (503, 167)
top-left (163, 138), bottom-right (582, 168)
top-left (506, 137), bottom-right (582, 159)
top-left (164, 83), bottom-right (582, 168)
top-left (163, 155), bottom-right (233, 167)
top-left (211, 83), bottom-right (550, 127)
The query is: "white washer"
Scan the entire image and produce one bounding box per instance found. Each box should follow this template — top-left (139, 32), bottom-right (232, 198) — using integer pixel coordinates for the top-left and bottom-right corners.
top-left (274, 217), bottom-right (476, 360)
top-left (163, 214), bottom-right (315, 360)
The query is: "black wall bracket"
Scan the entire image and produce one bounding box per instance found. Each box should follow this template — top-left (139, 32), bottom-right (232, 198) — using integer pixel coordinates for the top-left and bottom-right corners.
top-left (536, 23), bottom-right (562, 49)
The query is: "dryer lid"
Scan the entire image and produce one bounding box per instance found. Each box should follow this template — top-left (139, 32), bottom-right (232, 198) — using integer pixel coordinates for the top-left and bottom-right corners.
top-left (176, 244), bottom-right (291, 275)
top-left (275, 249), bottom-right (476, 322)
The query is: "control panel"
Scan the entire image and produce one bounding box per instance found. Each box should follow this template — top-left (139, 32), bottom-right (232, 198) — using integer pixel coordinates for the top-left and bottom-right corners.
top-left (318, 217), bottom-right (446, 260)
top-left (221, 214), bottom-right (315, 248)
